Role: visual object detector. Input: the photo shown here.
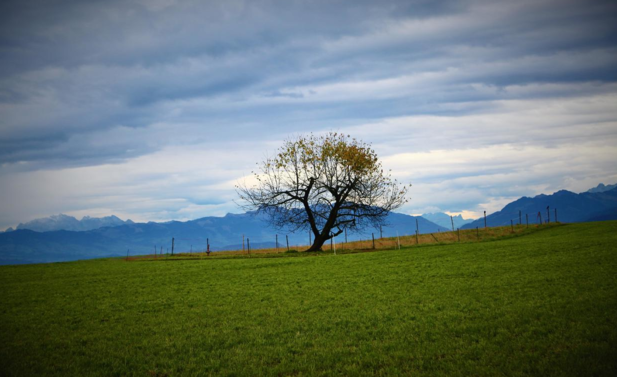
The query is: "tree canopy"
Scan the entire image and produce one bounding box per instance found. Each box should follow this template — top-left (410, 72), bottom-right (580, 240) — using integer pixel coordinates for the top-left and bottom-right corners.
top-left (237, 133), bottom-right (409, 251)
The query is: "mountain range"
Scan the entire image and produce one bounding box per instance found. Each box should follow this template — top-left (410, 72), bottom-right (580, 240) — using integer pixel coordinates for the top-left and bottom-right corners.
top-left (462, 186), bottom-right (617, 229)
top-left (586, 183), bottom-right (617, 193)
top-left (0, 212), bottom-right (447, 265)
top-left (420, 213), bottom-right (474, 230)
top-left (4, 214), bottom-right (134, 233)
top-left (2, 183), bottom-right (616, 265)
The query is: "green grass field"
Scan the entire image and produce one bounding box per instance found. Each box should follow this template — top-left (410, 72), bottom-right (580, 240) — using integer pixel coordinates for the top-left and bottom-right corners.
top-left (1, 221), bottom-right (616, 376)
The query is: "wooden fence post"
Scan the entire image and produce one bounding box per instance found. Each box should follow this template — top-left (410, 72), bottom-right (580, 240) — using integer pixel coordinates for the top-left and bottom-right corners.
top-left (286, 235), bottom-right (289, 251)
top-left (372, 233), bottom-right (375, 249)
top-left (555, 208), bottom-right (558, 223)
top-left (519, 210), bottom-right (522, 225)
top-left (484, 211), bottom-right (487, 228)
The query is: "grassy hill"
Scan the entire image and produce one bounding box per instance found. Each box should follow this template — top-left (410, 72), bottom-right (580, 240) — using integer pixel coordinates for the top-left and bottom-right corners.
top-left (1, 222), bottom-right (616, 376)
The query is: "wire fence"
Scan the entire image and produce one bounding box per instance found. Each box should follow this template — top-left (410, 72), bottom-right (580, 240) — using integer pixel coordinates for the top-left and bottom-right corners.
top-left (125, 207), bottom-right (561, 261)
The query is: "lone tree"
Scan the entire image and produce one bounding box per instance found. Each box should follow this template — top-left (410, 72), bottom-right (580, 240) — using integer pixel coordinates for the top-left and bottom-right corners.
top-left (236, 133), bottom-right (409, 251)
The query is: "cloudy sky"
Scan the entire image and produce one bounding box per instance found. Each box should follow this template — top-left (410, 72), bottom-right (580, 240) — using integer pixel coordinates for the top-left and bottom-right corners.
top-left (1, 0), bottom-right (616, 230)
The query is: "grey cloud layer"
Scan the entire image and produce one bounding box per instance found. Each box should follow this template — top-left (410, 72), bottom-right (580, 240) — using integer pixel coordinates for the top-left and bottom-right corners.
top-left (1, 0), bottom-right (615, 167)
top-left (0, 0), bottom-right (616, 228)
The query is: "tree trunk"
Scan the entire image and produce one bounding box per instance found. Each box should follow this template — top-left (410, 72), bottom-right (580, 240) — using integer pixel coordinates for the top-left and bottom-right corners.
top-left (305, 232), bottom-right (330, 251)
top-left (304, 202), bottom-right (342, 252)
